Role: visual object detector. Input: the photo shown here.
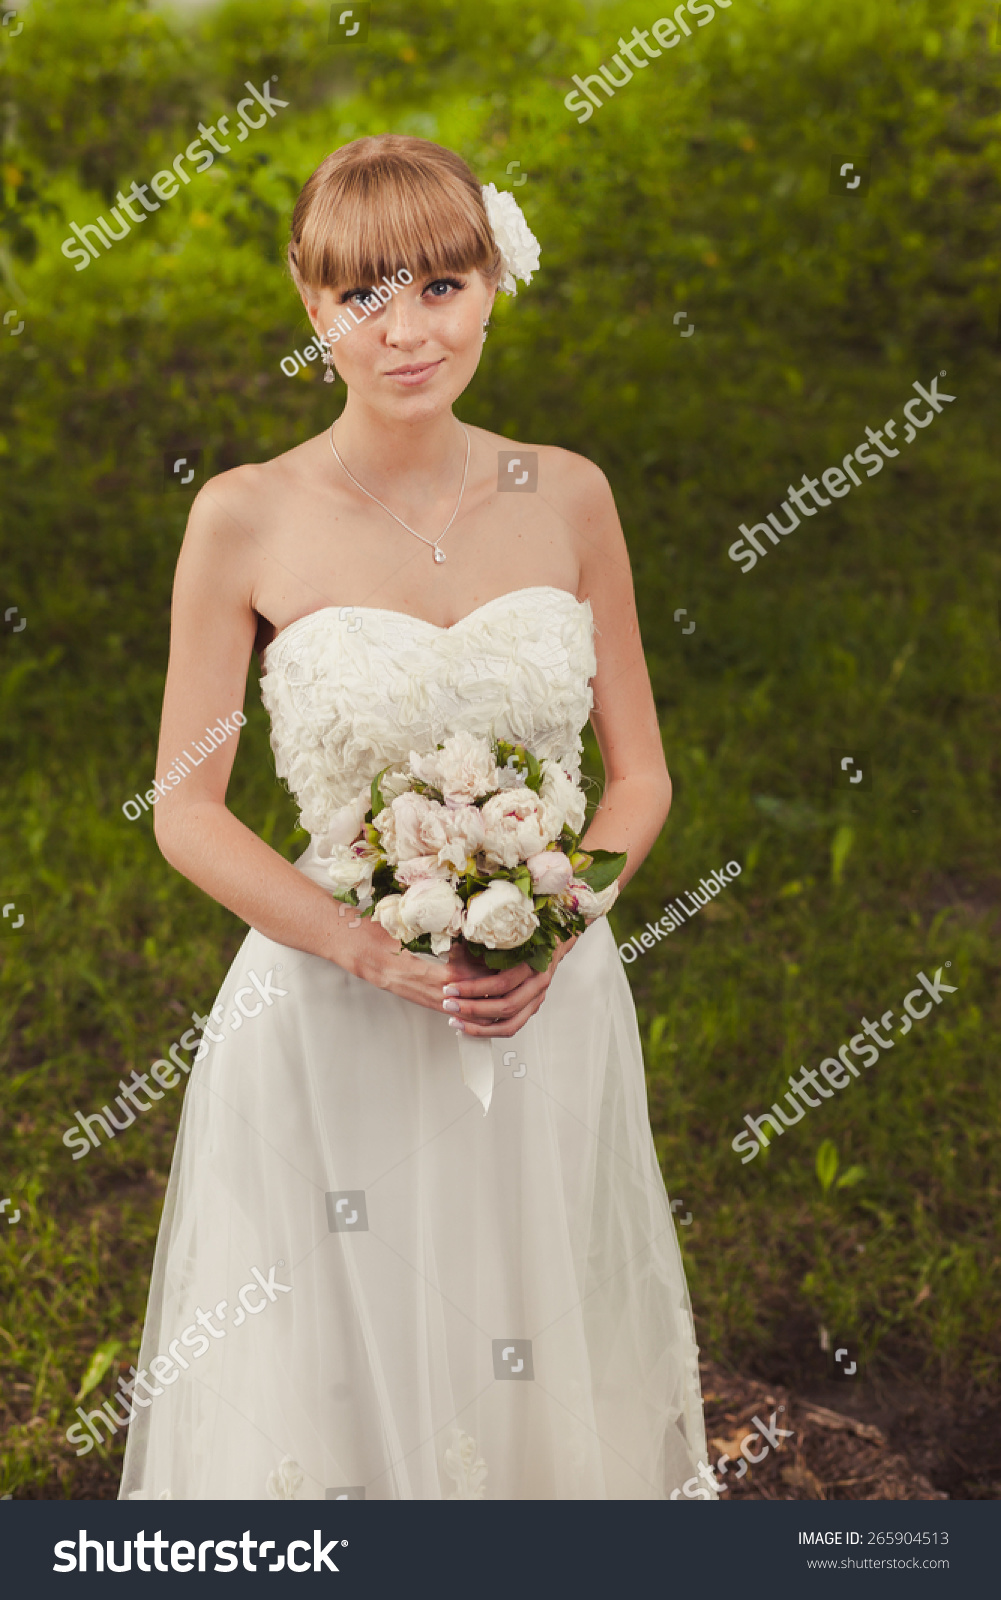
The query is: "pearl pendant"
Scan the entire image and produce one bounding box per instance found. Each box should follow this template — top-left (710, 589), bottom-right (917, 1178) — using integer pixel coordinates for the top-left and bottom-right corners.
top-left (433, 547), bottom-right (446, 563)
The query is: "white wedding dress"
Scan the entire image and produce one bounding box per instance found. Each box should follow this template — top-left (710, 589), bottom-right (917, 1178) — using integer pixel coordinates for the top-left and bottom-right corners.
top-left (119, 585), bottom-right (711, 1501)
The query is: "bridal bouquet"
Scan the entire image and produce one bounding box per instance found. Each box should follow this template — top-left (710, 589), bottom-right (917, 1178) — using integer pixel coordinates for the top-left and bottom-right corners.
top-left (322, 731), bottom-right (625, 973)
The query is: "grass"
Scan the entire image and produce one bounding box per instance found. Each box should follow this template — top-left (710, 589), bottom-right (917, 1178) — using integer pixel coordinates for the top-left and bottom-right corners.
top-left (1, 0), bottom-right (998, 1499)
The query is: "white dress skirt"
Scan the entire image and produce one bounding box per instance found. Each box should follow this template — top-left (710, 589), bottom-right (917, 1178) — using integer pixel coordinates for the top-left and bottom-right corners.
top-left (119, 585), bottom-right (711, 1500)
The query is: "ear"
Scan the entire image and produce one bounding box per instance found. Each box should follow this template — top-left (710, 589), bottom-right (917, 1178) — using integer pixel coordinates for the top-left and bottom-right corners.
top-left (299, 286), bottom-right (321, 325)
top-left (298, 286), bottom-right (328, 344)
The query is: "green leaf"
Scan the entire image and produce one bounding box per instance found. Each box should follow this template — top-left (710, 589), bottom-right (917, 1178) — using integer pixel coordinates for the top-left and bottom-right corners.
top-left (815, 1139), bottom-right (839, 1194)
top-left (75, 1338), bottom-right (122, 1402)
top-left (836, 1165), bottom-right (866, 1190)
top-left (575, 849), bottom-right (627, 893)
top-left (370, 765), bottom-right (390, 819)
top-left (831, 823), bottom-right (855, 887)
top-left (525, 946), bottom-right (554, 972)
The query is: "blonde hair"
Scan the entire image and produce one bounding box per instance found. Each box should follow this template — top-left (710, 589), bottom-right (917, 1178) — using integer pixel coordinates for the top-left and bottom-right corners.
top-left (287, 135), bottom-right (501, 293)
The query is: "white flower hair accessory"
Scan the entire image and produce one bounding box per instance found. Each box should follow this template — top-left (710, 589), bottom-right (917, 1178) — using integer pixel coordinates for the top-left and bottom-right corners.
top-left (480, 182), bottom-right (541, 295)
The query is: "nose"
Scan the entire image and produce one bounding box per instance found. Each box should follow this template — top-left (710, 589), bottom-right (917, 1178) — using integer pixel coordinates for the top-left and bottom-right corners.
top-left (381, 291), bottom-right (427, 351)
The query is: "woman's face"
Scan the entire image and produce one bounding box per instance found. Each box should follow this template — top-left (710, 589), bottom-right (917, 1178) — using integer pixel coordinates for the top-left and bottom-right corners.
top-left (303, 266), bottom-right (496, 422)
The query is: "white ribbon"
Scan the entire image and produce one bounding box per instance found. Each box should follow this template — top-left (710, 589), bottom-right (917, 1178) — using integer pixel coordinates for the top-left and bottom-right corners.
top-left (457, 1033), bottom-right (494, 1117)
top-left (412, 953), bottom-right (494, 1114)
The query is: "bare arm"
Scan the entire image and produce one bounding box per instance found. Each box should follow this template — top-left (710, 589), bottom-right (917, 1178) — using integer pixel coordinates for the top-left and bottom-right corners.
top-left (152, 473), bottom-right (361, 967)
top-left (569, 456), bottom-right (672, 889)
top-left (444, 450), bottom-right (671, 1037)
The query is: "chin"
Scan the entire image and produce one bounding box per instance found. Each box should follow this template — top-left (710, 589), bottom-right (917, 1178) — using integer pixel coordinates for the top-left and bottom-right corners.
top-left (374, 366), bottom-right (477, 418)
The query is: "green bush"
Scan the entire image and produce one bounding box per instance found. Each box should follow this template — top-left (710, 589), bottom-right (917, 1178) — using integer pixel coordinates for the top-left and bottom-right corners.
top-left (0, 0), bottom-right (997, 1495)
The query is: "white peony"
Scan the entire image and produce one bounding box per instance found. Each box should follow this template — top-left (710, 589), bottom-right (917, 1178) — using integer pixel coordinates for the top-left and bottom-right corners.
top-left (565, 878), bottom-right (620, 919)
top-left (481, 183), bottom-right (542, 297)
top-left (399, 878), bottom-right (464, 954)
top-left (372, 801), bottom-right (399, 863)
top-left (525, 849), bottom-right (574, 896)
top-left (463, 879), bottom-right (540, 950)
top-left (410, 731), bottom-right (500, 808)
top-left (372, 894), bottom-right (411, 943)
top-left (314, 786), bottom-right (370, 852)
top-left (479, 787), bottom-right (549, 870)
top-left (539, 760), bottom-right (587, 841)
top-left (495, 758), bottom-right (530, 791)
top-left (324, 842), bottom-right (376, 899)
top-left (392, 792), bottom-right (451, 861)
top-left (437, 804), bottom-right (486, 871)
top-left (395, 854), bottom-right (457, 887)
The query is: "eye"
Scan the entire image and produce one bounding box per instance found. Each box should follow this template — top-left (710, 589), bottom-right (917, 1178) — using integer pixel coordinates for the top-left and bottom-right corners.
top-left (423, 277), bottom-right (465, 299)
top-left (340, 288), bottom-right (381, 309)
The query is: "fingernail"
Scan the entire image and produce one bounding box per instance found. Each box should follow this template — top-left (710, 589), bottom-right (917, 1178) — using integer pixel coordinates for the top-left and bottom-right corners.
top-left (443, 984), bottom-right (461, 997)
top-left (442, 998), bottom-right (461, 1014)
top-left (448, 1017), bottom-right (465, 1032)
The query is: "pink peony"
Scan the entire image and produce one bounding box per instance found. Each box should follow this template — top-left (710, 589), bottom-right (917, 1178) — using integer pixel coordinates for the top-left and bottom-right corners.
top-left (479, 788), bottom-right (549, 870)
top-left (525, 849), bottom-right (575, 896)
top-left (392, 792), bottom-right (451, 862)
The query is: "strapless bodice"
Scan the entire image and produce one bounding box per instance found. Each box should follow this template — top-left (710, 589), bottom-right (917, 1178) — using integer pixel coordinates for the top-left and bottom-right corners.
top-left (258, 585), bottom-right (596, 842)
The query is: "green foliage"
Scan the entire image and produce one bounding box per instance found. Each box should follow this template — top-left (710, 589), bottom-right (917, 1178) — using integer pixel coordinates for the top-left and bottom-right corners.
top-left (830, 823), bottom-right (855, 887)
top-left (0, 0), bottom-right (998, 1496)
top-left (815, 1138), bottom-right (865, 1195)
top-left (74, 1338), bottom-right (123, 1403)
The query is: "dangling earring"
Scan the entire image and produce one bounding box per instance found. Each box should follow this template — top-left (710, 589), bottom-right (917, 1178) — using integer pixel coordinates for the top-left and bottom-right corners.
top-left (321, 345), bottom-right (337, 383)
top-left (482, 319), bottom-right (491, 341)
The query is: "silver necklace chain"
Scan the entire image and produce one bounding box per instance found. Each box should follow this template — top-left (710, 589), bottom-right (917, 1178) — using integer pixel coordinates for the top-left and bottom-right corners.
top-left (328, 422), bottom-right (471, 564)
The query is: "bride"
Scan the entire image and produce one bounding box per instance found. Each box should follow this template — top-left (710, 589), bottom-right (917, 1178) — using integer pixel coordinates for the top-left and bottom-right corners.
top-left (119, 134), bottom-right (711, 1501)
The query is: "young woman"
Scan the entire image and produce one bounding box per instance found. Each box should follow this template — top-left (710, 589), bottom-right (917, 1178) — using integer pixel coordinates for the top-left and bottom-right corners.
top-left (119, 135), bottom-right (711, 1501)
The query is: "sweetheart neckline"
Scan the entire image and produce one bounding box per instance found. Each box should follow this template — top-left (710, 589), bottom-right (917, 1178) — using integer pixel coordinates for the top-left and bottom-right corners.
top-left (260, 585), bottom-right (589, 662)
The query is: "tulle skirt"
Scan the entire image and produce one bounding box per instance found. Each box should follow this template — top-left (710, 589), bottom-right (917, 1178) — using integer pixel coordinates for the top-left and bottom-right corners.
top-left (119, 842), bottom-right (710, 1500)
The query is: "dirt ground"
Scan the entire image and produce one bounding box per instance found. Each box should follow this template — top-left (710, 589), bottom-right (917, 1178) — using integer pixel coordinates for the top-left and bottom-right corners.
top-left (699, 1358), bottom-right (1001, 1501)
top-left (11, 1359), bottom-right (1001, 1499)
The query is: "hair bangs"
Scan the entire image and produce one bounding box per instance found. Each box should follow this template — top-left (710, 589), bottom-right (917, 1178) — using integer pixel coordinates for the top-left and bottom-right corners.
top-left (289, 136), bottom-right (500, 294)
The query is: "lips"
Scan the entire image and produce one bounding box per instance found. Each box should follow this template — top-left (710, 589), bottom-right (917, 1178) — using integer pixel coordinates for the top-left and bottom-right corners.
top-left (384, 359), bottom-right (445, 384)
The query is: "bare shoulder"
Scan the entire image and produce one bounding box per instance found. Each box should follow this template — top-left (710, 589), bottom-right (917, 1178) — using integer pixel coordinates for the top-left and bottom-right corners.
top-left (176, 436), bottom-right (319, 579)
top-left (471, 425), bottom-right (619, 549)
top-left (537, 443), bottom-right (616, 531)
top-left (186, 438), bottom-right (313, 536)
top-left (523, 442), bottom-right (633, 607)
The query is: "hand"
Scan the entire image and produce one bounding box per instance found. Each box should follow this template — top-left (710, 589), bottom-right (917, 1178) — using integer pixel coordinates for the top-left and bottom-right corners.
top-left (344, 914), bottom-right (577, 1038)
top-left (438, 935), bottom-right (579, 1039)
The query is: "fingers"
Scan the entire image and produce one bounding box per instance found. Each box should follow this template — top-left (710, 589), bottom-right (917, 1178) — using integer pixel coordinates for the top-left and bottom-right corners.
top-left (445, 971), bottom-right (552, 1033)
top-left (456, 992), bottom-right (546, 1038)
top-left (441, 962), bottom-right (533, 998)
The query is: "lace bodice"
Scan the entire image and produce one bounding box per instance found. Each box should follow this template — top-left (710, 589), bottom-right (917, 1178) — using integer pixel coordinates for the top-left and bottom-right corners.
top-left (259, 585), bottom-right (596, 844)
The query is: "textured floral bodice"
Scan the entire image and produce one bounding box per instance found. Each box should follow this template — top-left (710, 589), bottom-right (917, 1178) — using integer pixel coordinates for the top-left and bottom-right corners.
top-left (259, 585), bottom-right (596, 844)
